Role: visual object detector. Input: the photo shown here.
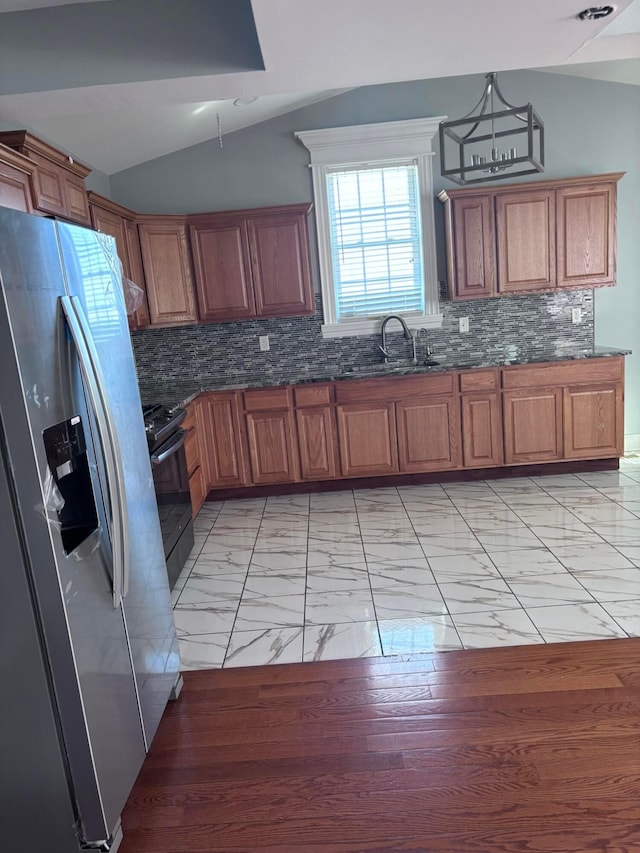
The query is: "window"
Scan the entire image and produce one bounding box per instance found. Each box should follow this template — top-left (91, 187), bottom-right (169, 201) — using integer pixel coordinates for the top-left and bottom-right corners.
top-left (296, 117), bottom-right (444, 338)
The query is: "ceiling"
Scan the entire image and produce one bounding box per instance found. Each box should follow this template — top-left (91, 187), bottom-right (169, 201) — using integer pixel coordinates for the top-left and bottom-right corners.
top-left (0, 0), bottom-right (638, 174)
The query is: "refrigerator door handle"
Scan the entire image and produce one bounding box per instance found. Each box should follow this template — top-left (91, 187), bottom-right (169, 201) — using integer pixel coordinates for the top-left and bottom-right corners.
top-left (60, 295), bottom-right (129, 606)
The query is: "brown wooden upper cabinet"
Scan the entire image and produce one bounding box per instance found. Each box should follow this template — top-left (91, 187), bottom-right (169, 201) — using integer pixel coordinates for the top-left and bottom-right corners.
top-left (189, 203), bottom-right (314, 323)
top-left (0, 131), bottom-right (91, 226)
top-left (137, 215), bottom-right (197, 327)
top-left (88, 193), bottom-right (150, 330)
top-left (439, 173), bottom-right (623, 300)
top-left (0, 145), bottom-right (37, 213)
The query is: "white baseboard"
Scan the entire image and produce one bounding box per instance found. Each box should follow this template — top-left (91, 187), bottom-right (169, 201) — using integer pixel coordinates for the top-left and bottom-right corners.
top-left (624, 434), bottom-right (640, 453)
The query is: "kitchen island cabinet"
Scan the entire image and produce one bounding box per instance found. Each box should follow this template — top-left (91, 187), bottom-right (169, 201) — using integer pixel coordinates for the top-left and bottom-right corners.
top-left (440, 173), bottom-right (623, 300)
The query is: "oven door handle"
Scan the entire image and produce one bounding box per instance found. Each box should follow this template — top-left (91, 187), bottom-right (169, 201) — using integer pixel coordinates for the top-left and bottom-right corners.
top-left (151, 429), bottom-right (187, 465)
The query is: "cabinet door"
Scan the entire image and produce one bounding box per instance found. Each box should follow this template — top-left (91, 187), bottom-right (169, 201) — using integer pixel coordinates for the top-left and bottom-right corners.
top-left (396, 396), bottom-right (461, 473)
top-left (503, 388), bottom-right (563, 464)
top-left (189, 219), bottom-right (256, 322)
top-left (563, 384), bottom-right (623, 459)
top-left (245, 410), bottom-right (299, 485)
top-left (188, 465), bottom-right (207, 519)
top-left (124, 220), bottom-right (150, 329)
top-left (247, 210), bottom-right (314, 317)
top-left (296, 406), bottom-right (338, 481)
top-left (204, 393), bottom-right (248, 488)
top-left (462, 393), bottom-right (503, 468)
top-left (451, 196), bottom-right (495, 299)
top-left (557, 182), bottom-right (616, 288)
top-left (336, 403), bottom-right (398, 478)
top-left (90, 205), bottom-right (131, 277)
top-left (138, 219), bottom-right (197, 326)
top-left (0, 159), bottom-right (34, 212)
top-left (496, 189), bottom-right (555, 293)
top-left (29, 152), bottom-right (67, 217)
top-left (62, 172), bottom-right (91, 226)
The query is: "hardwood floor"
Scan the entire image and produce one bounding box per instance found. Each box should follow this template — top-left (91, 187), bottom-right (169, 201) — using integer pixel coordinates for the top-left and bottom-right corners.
top-left (119, 638), bottom-right (640, 852)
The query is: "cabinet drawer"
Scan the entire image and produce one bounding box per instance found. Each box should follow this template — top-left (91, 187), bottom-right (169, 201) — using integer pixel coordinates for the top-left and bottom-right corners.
top-left (503, 357), bottom-right (623, 390)
top-left (336, 372), bottom-right (455, 404)
top-left (244, 387), bottom-right (292, 411)
top-left (294, 384), bottom-right (334, 407)
top-left (189, 465), bottom-right (206, 518)
top-left (182, 404), bottom-right (197, 432)
top-left (459, 369), bottom-right (499, 393)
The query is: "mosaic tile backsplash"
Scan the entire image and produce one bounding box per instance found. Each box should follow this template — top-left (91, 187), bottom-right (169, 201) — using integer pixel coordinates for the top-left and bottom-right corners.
top-left (132, 290), bottom-right (595, 404)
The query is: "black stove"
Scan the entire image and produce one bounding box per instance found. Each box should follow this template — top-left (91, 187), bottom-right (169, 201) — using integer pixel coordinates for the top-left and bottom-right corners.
top-left (142, 403), bottom-right (187, 452)
top-left (142, 402), bottom-right (193, 590)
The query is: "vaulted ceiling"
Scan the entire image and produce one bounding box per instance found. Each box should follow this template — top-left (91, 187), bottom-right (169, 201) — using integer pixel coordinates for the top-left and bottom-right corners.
top-left (0, 0), bottom-right (638, 173)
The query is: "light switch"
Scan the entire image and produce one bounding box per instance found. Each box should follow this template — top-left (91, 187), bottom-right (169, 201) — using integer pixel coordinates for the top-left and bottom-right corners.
top-left (259, 335), bottom-right (270, 351)
top-left (572, 307), bottom-right (582, 324)
top-left (459, 317), bottom-right (469, 333)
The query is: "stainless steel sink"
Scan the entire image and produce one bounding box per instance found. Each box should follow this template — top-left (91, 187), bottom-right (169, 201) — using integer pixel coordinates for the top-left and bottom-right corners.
top-left (340, 361), bottom-right (440, 378)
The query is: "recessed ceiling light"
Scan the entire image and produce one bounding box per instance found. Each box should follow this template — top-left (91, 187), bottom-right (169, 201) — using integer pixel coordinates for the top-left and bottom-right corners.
top-left (577, 5), bottom-right (615, 20)
top-left (233, 96), bottom-right (258, 107)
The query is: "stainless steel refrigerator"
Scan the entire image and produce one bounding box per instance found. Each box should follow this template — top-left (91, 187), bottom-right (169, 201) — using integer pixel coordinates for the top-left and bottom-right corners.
top-left (0, 208), bottom-right (181, 852)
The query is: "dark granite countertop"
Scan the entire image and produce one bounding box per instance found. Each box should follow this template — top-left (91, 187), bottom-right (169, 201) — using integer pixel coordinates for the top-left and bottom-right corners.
top-left (138, 345), bottom-right (631, 409)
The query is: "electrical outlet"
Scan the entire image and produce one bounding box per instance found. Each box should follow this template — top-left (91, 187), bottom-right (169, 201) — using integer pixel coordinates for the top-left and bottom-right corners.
top-left (459, 317), bottom-right (469, 333)
top-left (571, 307), bottom-right (582, 324)
top-left (259, 335), bottom-right (270, 351)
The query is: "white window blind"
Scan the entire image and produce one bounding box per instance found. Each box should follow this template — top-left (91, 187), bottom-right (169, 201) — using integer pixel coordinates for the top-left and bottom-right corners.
top-left (326, 160), bottom-right (424, 321)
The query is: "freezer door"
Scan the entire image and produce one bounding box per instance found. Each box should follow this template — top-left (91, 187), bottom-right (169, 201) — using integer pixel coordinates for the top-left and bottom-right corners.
top-left (0, 209), bottom-right (147, 844)
top-left (56, 221), bottom-right (180, 746)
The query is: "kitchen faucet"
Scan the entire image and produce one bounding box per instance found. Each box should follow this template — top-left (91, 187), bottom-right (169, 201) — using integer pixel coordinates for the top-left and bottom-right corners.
top-left (378, 314), bottom-right (417, 364)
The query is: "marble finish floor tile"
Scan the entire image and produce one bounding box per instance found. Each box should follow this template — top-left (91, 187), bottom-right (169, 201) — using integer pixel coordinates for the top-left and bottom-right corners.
top-left (451, 609), bottom-right (544, 649)
top-left (488, 548), bottom-right (565, 579)
top-left (418, 531), bottom-right (484, 557)
top-left (303, 622), bottom-right (382, 662)
top-left (176, 574), bottom-right (246, 606)
top-left (178, 634), bottom-right (228, 670)
top-left (233, 594), bottom-right (306, 631)
top-left (367, 558), bottom-right (435, 588)
top-left (570, 568), bottom-right (640, 602)
top-left (306, 563), bottom-right (370, 592)
top-left (305, 589), bottom-right (376, 624)
top-left (428, 552), bottom-right (502, 582)
top-left (600, 599), bottom-right (640, 635)
top-left (507, 573), bottom-right (594, 608)
top-left (378, 616), bottom-right (462, 654)
top-left (372, 585), bottom-right (447, 619)
top-left (437, 577), bottom-right (521, 614)
top-left (550, 543), bottom-right (635, 572)
top-left (225, 627), bottom-right (303, 668)
top-left (173, 605), bottom-right (237, 636)
top-left (241, 569), bottom-right (307, 599)
top-left (178, 473), bottom-right (640, 669)
top-left (526, 602), bottom-right (627, 642)
top-left (475, 528), bottom-right (543, 552)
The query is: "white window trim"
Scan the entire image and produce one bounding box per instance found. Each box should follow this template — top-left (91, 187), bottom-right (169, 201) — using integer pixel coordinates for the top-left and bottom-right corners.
top-left (295, 117), bottom-right (446, 338)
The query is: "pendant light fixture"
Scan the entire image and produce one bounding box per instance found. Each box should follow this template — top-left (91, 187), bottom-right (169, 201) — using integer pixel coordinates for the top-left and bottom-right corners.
top-left (439, 72), bottom-right (544, 186)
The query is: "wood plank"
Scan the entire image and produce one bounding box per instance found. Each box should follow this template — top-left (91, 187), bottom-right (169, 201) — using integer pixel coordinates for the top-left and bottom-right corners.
top-left (119, 638), bottom-right (640, 853)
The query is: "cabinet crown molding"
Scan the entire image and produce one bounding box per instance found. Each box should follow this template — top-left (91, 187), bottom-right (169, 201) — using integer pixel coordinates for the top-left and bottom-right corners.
top-left (0, 130), bottom-right (91, 178)
top-left (437, 172), bottom-right (625, 201)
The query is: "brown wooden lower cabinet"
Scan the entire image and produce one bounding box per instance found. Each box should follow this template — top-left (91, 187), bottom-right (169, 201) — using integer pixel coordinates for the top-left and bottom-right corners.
top-left (203, 392), bottom-right (247, 488)
top-left (245, 409), bottom-right (299, 484)
top-left (193, 356), bottom-right (624, 495)
top-left (188, 465), bottom-right (206, 518)
top-left (336, 403), bottom-right (398, 478)
top-left (396, 396), bottom-right (461, 472)
top-left (184, 399), bottom-right (208, 518)
top-left (503, 387), bottom-right (564, 464)
top-left (461, 393), bottom-right (503, 468)
top-left (296, 406), bottom-right (338, 480)
top-left (563, 384), bottom-right (623, 459)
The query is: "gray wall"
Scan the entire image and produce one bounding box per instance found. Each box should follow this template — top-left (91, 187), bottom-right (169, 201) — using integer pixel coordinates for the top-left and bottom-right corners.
top-left (111, 70), bottom-right (640, 435)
